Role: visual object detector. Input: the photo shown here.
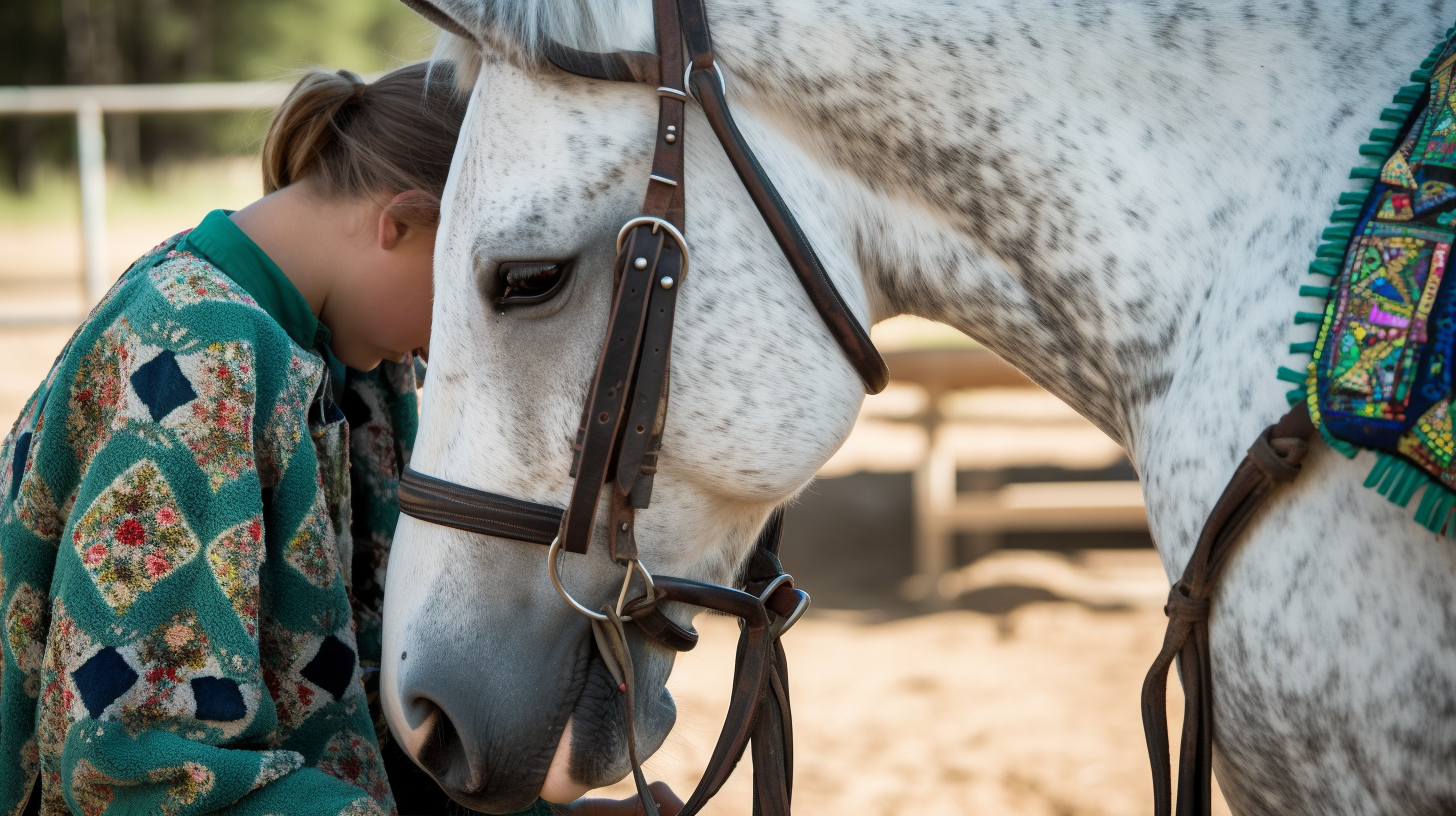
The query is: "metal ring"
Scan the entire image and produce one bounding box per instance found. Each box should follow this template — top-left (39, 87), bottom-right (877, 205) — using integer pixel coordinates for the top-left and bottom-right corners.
top-left (772, 591), bottom-right (811, 638)
top-left (684, 61), bottom-right (726, 100)
top-left (548, 537), bottom-right (656, 622)
top-left (548, 537), bottom-right (608, 621)
top-left (615, 559), bottom-right (656, 617)
top-left (757, 573), bottom-right (795, 603)
top-left (616, 216), bottom-right (690, 281)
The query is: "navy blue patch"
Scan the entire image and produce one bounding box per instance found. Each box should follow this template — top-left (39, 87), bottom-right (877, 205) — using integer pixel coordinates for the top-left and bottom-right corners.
top-left (73, 647), bottom-right (138, 718)
top-left (300, 635), bottom-right (355, 701)
top-left (9, 431), bottom-right (31, 501)
top-left (191, 676), bottom-right (247, 722)
top-left (130, 350), bottom-right (197, 422)
top-left (341, 388), bottom-right (372, 428)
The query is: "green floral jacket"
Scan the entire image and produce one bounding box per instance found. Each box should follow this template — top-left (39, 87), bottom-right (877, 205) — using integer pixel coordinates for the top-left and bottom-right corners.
top-left (0, 211), bottom-right (418, 816)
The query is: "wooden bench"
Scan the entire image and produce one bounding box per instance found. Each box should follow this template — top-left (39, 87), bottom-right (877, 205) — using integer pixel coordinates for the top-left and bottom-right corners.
top-left (883, 349), bottom-right (1148, 602)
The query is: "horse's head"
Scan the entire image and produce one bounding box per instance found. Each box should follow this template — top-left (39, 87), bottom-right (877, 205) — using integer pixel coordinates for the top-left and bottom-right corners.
top-left (380, 1), bottom-right (876, 810)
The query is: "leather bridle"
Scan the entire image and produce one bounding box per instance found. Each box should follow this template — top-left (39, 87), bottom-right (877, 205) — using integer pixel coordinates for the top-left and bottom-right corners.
top-left (396, 0), bottom-right (887, 813)
top-left (398, 3), bottom-right (1336, 815)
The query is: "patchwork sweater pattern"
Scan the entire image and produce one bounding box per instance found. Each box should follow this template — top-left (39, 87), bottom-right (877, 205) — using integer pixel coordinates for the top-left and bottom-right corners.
top-left (0, 230), bottom-right (417, 816)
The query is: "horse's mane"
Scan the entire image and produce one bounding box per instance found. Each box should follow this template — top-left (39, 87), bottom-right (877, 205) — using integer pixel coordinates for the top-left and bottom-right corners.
top-left (422, 0), bottom-right (654, 88)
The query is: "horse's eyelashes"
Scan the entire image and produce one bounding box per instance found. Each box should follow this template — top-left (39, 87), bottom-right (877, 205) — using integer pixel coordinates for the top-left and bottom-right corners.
top-left (496, 260), bottom-right (573, 308)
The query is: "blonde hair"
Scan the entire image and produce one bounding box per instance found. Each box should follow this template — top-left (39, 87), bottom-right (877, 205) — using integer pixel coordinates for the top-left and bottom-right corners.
top-left (261, 62), bottom-right (467, 227)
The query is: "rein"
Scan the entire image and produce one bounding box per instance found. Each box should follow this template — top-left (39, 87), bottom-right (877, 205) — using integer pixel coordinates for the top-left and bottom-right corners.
top-left (397, 0), bottom-right (883, 813)
top-left (1140, 405), bottom-right (1314, 816)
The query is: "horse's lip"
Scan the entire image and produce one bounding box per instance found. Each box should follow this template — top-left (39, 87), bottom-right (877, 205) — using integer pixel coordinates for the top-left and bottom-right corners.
top-left (542, 717), bottom-right (591, 802)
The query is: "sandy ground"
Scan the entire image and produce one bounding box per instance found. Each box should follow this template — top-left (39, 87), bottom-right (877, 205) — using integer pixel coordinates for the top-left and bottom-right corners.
top-left (0, 216), bottom-right (1227, 815)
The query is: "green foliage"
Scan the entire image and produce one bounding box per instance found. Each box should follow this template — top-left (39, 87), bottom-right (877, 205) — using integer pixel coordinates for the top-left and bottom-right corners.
top-left (0, 0), bottom-right (438, 190)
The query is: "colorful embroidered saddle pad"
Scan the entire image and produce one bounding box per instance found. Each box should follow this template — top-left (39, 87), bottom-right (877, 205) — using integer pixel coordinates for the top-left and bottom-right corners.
top-left (1291, 25), bottom-right (1456, 534)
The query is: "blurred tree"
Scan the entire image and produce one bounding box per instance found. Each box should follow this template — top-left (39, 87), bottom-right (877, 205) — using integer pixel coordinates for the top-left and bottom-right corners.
top-left (0, 0), bottom-right (436, 190)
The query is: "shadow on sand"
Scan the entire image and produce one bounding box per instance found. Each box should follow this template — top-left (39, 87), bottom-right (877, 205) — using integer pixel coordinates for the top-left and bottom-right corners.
top-left (779, 471), bottom-right (1150, 621)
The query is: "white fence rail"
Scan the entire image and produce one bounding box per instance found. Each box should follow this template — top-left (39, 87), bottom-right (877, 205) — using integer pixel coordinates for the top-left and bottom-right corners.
top-left (0, 82), bottom-right (292, 321)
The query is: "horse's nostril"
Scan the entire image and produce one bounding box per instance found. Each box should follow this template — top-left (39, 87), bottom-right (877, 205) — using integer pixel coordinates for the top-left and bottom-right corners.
top-left (410, 696), bottom-right (469, 788)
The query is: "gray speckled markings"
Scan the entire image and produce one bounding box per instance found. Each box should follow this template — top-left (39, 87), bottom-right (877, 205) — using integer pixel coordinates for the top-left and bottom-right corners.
top-left (379, 1), bottom-right (1456, 813)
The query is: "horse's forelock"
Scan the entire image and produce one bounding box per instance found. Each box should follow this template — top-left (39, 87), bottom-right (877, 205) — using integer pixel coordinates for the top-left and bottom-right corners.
top-left (431, 32), bottom-right (484, 91)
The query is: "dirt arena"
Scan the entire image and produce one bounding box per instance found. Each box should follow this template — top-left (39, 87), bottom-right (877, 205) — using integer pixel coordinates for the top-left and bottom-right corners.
top-left (0, 203), bottom-right (1227, 816)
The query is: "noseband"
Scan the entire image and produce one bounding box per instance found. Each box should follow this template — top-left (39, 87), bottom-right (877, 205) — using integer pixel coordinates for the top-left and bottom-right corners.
top-left (397, 0), bottom-right (887, 813)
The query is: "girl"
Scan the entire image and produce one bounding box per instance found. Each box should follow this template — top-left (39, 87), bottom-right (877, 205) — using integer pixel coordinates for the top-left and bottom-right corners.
top-left (0, 65), bottom-right (680, 816)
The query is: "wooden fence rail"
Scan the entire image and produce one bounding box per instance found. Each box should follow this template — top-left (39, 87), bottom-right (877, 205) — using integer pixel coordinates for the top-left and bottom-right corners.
top-left (0, 82), bottom-right (292, 320)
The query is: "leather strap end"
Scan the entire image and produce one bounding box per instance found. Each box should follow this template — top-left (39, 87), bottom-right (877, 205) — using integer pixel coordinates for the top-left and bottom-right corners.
top-left (609, 490), bottom-right (640, 563)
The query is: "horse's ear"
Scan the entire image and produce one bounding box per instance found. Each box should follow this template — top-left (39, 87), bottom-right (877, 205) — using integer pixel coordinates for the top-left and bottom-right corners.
top-left (398, 0), bottom-right (480, 43)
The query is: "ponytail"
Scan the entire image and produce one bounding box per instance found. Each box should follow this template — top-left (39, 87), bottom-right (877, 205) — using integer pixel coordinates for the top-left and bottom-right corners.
top-left (261, 63), bottom-right (467, 227)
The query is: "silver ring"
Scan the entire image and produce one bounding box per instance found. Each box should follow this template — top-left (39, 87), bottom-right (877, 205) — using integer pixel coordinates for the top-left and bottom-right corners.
top-left (684, 61), bottom-right (726, 99)
top-left (616, 216), bottom-right (690, 281)
top-left (772, 590), bottom-right (810, 638)
top-left (548, 536), bottom-right (654, 622)
top-left (615, 558), bottom-right (656, 617)
top-left (548, 537), bottom-right (608, 621)
top-left (758, 573), bottom-right (795, 603)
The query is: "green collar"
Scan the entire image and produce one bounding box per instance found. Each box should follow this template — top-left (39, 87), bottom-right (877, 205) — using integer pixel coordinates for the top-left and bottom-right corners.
top-left (184, 210), bottom-right (347, 390)
top-left (184, 209), bottom-right (331, 353)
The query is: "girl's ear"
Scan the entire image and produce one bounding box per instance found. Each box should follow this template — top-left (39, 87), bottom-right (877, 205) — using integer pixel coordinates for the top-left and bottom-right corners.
top-left (378, 190), bottom-right (432, 249)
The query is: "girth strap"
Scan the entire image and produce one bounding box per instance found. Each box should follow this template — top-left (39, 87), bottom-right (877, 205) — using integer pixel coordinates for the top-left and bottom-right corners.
top-left (1140, 405), bottom-right (1314, 816)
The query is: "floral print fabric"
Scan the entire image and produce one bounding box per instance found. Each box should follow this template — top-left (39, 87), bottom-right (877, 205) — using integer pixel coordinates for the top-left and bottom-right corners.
top-left (0, 228), bottom-right (418, 816)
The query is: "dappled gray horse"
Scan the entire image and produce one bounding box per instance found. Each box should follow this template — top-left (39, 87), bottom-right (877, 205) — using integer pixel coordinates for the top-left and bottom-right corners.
top-left (379, 1), bottom-right (1456, 813)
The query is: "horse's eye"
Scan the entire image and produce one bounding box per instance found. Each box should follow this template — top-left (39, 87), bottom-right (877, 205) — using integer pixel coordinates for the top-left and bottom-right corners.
top-left (497, 261), bottom-right (571, 307)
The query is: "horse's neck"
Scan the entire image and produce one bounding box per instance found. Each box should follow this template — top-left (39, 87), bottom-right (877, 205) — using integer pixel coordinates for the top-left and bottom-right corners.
top-left (711, 0), bottom-right (1455, 567)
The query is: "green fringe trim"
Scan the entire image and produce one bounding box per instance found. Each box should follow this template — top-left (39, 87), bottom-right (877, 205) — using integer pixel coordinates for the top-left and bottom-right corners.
top-left (1318, 423), bottom-right (1361, 458)
top-left (1395, 84), bottom-right (1426, 105)
top-left (1362, 453), bottom-right (1456, 537)
top-left (1282, 30), bottom-right (1456, 539)
top-left (1381, 105), bottom-right (1413, 123)
top-left (1415, 477), bottom-right (1456, 534)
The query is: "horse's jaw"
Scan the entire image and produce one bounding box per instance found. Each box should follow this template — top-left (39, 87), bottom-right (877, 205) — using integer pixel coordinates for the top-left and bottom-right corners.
top-left (380, 517), bottom-right (678, 811)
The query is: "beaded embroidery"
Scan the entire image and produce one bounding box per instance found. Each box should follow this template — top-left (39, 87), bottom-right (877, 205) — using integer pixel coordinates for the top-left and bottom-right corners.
top-left (1295, 24), bottom-right (1456, 535)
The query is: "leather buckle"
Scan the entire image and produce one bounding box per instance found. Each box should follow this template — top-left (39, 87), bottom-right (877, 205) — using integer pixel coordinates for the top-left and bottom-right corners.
top-left (616, 216), bottom-right (691, 280)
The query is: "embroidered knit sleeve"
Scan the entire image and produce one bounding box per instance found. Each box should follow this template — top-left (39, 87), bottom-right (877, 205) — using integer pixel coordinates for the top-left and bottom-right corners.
top-left (0, 251), bottom-right (394, 816)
